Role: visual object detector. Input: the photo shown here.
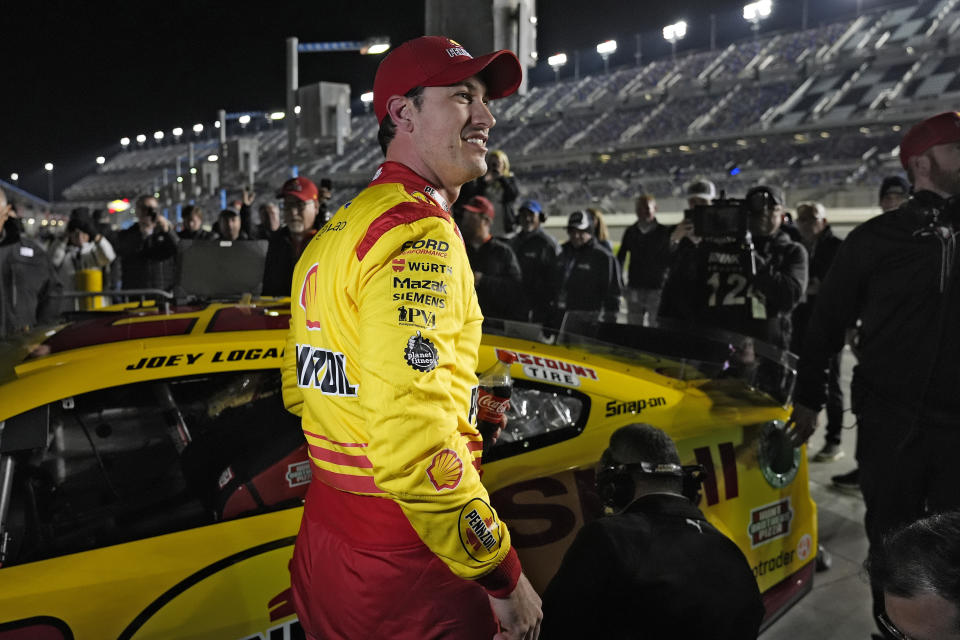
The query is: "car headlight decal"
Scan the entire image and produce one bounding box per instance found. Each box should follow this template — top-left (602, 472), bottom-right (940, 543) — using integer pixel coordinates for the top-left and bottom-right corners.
top-left (757, 420), bottom-right (800, 489)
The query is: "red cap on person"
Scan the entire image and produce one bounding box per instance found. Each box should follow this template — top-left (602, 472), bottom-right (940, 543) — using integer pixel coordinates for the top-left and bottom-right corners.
top-left (277, 177), bottom-right (319, 202)
top-left (463, 195), bottom-right (495, 221)
top-left (373, 36), bottom-right (523, 124)
top-left (899, 111), bottom-right (960, 169)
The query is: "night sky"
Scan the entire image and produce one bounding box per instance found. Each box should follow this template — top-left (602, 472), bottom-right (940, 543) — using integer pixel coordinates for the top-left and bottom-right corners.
top-left (4, 0), bottom-right (878, 200)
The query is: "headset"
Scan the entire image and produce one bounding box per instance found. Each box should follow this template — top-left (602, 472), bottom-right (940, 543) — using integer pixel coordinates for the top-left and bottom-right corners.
top-left (596, 448), bottom-right (708, 511)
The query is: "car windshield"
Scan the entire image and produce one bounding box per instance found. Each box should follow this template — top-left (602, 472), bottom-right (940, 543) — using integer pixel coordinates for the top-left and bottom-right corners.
top-left (483, 311), bottom-right (797, 407)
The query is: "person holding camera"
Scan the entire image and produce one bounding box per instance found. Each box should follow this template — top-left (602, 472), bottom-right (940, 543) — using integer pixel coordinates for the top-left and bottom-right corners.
top-left (541, 423), bottom-right (763, 639)
top-left (659, 185), bottom-right (808, 351)
top-left (116, 194), bottom-right (179, 291)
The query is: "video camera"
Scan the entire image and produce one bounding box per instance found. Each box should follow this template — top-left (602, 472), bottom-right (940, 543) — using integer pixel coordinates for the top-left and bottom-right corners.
top-left (684, 193), bottom-right (764, 277)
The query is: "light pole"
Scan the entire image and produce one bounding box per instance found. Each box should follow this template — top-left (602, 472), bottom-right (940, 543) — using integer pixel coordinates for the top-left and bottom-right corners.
top-left (596, 40), bottom-right (617, 75)
top-left (44, 163), bottom-right (54, 202)
top-left (663, 21), bottom-right (687, 65)
top-left (285, 36), bottom-right (390, 172)
top-left (744, 0), bottom-right (773, 39)
top-left (548, 53), bottom-right (568, 83)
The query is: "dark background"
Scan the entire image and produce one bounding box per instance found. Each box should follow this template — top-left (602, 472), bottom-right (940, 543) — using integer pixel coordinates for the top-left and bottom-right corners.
top-left (2, 0), bottom-right (888, 200)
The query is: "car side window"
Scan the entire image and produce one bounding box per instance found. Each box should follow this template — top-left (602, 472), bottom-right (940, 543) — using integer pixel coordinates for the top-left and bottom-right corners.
top-left (4, 371), bottom-right (305, 567)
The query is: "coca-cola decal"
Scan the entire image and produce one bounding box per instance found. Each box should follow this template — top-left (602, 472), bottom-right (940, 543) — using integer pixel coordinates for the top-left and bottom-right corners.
top-left (477, 389), bottom-right (509, 422)
top-left (495, 348), bottom-right (598, 388)
top-left (404, 331), bottom-right (439, 372)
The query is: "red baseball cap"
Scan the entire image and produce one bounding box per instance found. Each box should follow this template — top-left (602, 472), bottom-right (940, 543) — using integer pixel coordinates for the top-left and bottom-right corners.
top-left (373, 36), bottom-right (522, 123)
top-left (463, 195), bottom-right (495, 221)
top-left (900, 111), bottom-right (960, 169)
top-left (277, 177), bottom-right (319, 202)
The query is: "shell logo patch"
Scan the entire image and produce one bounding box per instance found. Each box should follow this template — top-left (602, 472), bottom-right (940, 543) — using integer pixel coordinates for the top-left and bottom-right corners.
top-left (459, 498), bottom-right (501, 562)
top-left (299, 263), bottom-right (322, 331)
top-left (426, 448), bottom-right (463, 491)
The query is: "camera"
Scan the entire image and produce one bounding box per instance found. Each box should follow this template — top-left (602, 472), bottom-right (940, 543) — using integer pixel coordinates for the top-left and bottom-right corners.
top-left (144, 206), bottom-right (159, 221)
top-left (684, 195), bottom-right (757, 277)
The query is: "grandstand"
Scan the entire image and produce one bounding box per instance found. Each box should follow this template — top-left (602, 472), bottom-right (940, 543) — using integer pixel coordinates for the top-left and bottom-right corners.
top-left (62, 0), bottom-right (960, 225)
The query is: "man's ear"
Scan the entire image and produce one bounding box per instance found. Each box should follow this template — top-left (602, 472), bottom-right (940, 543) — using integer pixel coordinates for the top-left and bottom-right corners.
top-left (386, 95), bottom-right (414, 133)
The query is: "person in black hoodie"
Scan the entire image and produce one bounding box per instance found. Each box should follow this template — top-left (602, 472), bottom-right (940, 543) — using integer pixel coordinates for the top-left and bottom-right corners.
top-left (556, 210), bottom-right (622, 325)
top-left (0, 188), bottom-right (61, 339)
top-left (788, 111), bottom-right (960, 638)
top-left (792, 201), bottom-right (845, 463)
top-left (462, 195), bottom-right (524, 321)
top-left (659, 185), bottom-right (808, 350)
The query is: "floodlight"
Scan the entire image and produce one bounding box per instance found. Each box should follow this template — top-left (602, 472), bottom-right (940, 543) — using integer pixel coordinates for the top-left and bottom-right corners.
top-left (176, 176), bottom-right (184, 183)
top-left (193, 123), bottom-right (204, 133)
top-left (10, 173), bottom-right (18, 181)
top-left (153, 131), bottom-right (164, 141)
top-left (548, 53), bottom-right (568, 68)
top-left (96, 156), bottom-right (105, 165)
top-left (596, 40), bottom-right (617, 56)
top-left (361, 37), bottom-right (390, 55)
top-left (189, 167), bottom-right (198, 174)
top-left (238, 114), bottom-right (251, 125)
top-left (136, 134), bottom-right (147, 144)
top-left (44, 163), bottom-right (54, 172)
top-left (294, 105), bottom-right (302, 115)
top-left (360, 92), bottom-right (374, 104)
top-left (663, 21), bottom-right (687, 42)
top-left (214, 121), bottom-right (221, 129)
top-left (172, 127), bottom-right (184, 136)
top-left (744, 0), bottom-right (772, 21)
top-left (270, 111), bottom-right (286, 120)
top-left (207, 154), bottom-right (219, 162)
top-left (120, 137), bottom-right (131, 146)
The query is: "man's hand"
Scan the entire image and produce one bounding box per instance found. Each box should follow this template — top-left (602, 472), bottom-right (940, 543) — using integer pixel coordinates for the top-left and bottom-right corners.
top-left (490, 572), bottom-right (542, 640)
top-left (243, 187), bottom-right (256, 206)
top-left (156, 215), bottom-right (171, 233)
top-left (787, 403), bottom-right (819, 447)
top-left (670, 219), bottom-right (698, 246)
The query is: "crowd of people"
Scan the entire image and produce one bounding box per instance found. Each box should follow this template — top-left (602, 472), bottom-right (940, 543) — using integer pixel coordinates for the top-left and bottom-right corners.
top-left (5, 30), bottom-right (960, 639)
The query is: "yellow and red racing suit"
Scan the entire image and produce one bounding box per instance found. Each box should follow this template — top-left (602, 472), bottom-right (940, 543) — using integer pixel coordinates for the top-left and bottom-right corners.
top-left (283, 162), bottom-right (520, 635)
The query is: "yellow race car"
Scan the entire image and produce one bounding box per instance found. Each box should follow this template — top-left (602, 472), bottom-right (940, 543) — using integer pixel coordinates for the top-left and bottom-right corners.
top-left (0, 303), bottom-right (814, 639)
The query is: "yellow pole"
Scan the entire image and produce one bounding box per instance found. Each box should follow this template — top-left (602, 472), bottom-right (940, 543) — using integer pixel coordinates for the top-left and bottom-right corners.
top-left (75, 269), bottom-right (104, 309)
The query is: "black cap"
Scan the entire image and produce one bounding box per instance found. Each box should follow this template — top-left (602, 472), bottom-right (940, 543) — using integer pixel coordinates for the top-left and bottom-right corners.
top-left (879, 176), bottom-right (910, 199)
top-left (745, 185), bottom-right (784, 210)
top-left (67, 214), bottom-right (96, 237)
top-left (567, 210), bottom-right (594, 231)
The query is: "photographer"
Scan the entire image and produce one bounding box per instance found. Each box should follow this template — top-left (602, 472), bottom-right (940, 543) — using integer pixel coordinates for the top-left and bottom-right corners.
top-left (659, 185), bottom-right (807, 350)
top-left (116, 195), bottom-right (179, 290)
top-left (541, 423), bottom-right (763, 639)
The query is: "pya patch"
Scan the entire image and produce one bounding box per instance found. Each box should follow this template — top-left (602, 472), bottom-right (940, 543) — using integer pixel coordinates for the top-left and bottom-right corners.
top-left (404, 331), bottom-right (438, 372)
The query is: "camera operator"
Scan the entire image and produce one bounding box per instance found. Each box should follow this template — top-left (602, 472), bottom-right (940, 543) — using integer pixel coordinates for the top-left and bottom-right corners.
top-left (116, 194), bottom-right (179, 291)
top-left (659, 185), bottom-right (808, 351)
top-left (541, 423), bottom-right (763, 639)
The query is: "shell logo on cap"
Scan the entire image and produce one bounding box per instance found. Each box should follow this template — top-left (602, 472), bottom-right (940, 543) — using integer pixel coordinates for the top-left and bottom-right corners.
top-left (426, 448), bottom-right (463, 491)
top-left (299, 263), bottom-right (322, 331)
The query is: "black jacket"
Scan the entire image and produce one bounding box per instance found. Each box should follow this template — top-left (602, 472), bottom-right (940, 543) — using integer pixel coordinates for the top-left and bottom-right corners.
top-left (511, 228), bottom-right (560, 322)
top-left (796, 191), bottom-right (960, 418)
top-left (790, 225), bottom-right (842, 353)
top-left (0, 219), bottom-right (61, 339)
top-left (466, 237), bottom-right (524, 321)
top-left (617, 221), bottom-right (674, 290)
top-left (659, 229), bottom-right (807, 349)
top-left (542, 494), bottom-right (763, 639)
top-left (557, 238), bottom-right (622, 317)
top-left (116, 223), bottom-right (179, 290)
top-left (262, 227), bottom-right (315, 297)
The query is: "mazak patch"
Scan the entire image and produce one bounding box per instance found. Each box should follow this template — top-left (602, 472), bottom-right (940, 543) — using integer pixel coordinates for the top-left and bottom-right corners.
top-left (404, 331), bottom-right (438, 372)
top-left (426, 449), bottom-right (463, 491)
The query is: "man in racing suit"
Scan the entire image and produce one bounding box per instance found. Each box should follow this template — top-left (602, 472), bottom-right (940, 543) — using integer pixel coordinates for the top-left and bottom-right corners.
top-left (281, 36), bottom-right (542, 640)
top-left (789, 111), bottom-right (960, 637)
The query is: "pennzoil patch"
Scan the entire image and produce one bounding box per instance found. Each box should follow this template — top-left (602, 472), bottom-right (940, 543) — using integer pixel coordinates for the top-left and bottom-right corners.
top-left (459, 498), bottom-right (501, 562)
top-left (404, 331), bottom-right (438, 372)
